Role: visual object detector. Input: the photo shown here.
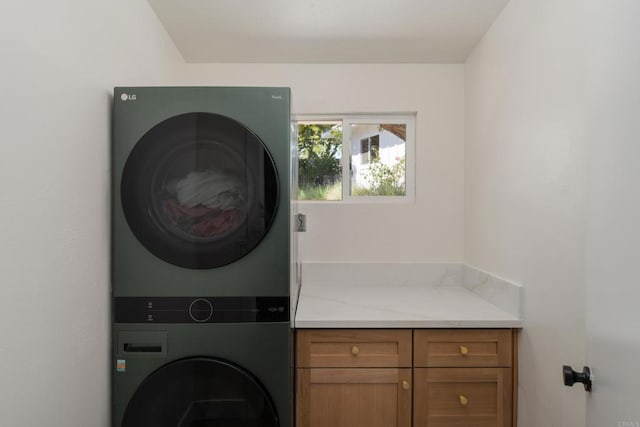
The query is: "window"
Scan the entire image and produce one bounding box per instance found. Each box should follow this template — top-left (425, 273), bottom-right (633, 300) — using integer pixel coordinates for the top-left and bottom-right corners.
top-left (359, 135), bottom-right (379, 165)
top-left (296, 115), bottom-right (415, 202)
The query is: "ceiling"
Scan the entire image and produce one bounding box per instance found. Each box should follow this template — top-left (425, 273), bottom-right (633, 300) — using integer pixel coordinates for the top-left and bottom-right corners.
top-left (148, 0), bottom-right (510, 64)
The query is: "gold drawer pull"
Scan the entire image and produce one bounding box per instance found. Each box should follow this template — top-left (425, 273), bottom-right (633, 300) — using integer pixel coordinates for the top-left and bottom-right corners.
top-left (351, 346), bottom-right (360, 356)
top-left (459, 395), bottom-right (469, 406)
top-left (459, 345), bottom-right (469, 355)
top-left (401, 380), bottom-right (410, 390)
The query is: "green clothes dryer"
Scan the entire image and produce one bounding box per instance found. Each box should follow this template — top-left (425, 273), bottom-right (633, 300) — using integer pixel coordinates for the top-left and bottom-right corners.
top-left (112, 87), bottom-right (293, 427)
top-left (112, 303), bottom-right (290, 427)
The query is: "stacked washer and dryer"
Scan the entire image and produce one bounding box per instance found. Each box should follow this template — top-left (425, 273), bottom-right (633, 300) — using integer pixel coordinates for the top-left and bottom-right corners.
top-left (112, 87), bottom-right (294, 427)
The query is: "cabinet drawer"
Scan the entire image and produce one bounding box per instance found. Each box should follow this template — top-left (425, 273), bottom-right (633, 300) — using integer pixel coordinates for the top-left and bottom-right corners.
top-left (414, 368), bottom-right (512, 427)
top-left (414, 329), bottom-right (512, 367)
top-left (296, 329), bottom-right (412, 368)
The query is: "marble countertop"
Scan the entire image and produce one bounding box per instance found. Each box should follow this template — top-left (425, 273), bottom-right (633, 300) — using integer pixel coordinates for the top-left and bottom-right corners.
top-left (294, 263), bottom-right (523, 328)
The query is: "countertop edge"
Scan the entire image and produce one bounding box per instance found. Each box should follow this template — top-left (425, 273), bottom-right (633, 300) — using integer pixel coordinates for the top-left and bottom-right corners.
top-left (294, 319), bottom-right (524, 328)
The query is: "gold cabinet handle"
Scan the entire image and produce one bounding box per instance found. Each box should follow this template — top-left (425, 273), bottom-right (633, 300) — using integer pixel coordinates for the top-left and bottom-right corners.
top-left (459, 345), bottom-right (469, 355)
top-left (459, 394), bottom-right (468, 406)
top-left (401, 380), bottom-right (410, 390)
top-left (351, 345), bottom-right (360, 356)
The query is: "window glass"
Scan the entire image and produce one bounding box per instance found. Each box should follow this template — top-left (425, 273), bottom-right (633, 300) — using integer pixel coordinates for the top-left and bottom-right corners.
top-left (122, 358), bottom-right (278, 427)
top-left (350, 124), bottom-right (406, 196)
top-left (297, 121), bottom-right (342, 201)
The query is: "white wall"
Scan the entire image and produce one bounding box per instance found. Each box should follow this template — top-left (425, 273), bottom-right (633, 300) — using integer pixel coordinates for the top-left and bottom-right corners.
top-left (178, 64), bottom-right (465, 263)
top-left (0, 1), bottom-right (181, 425)
top-left (465, 0), bottom-right (586, 426)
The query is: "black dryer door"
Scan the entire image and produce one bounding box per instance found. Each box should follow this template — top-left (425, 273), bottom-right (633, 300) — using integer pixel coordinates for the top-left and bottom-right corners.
top-left (121, 112), bottom-right (279, 269)
top-left (122, 358), bottom-right (279, 427)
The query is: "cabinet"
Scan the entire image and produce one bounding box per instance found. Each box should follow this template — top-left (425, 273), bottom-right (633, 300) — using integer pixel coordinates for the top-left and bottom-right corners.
top-left (413, 329), bottom-right (514, 427)
top-left (296, 330), bottom-right (412, 427)
top-left (296, 329), bottom-right (517, 427)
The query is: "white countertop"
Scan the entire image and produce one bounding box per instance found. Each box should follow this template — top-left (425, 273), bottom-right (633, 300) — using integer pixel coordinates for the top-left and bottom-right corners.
top-left (294, 263), bottom-right (523, 328)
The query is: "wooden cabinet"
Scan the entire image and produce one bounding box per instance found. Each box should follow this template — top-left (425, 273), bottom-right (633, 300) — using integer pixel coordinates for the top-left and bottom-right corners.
top-left (413, 329), bottom-right (515, 427)
top-left (296, 329), bottom-right (518, 427)
top-left (296, 368), bottom-right (412, 427)
top-left (296, 329), bottom-right (412, 427)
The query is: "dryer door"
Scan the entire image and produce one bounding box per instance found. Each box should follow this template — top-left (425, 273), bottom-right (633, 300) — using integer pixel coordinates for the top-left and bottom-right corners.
top-left (122, 358), bottom-right (279, 427)
top-left (121, 113), bottom-right (279, 269)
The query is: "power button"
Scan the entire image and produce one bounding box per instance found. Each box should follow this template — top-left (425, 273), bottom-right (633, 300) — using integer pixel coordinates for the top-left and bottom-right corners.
top-left (188, 298), bottom-right (213, 322)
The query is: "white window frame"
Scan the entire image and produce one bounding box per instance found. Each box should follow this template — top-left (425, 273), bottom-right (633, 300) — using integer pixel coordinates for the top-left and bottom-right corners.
top-left (294, 113), bottom-right (416, 203)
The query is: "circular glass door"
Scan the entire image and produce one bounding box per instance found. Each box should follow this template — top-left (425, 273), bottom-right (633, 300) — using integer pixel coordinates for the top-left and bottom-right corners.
top-left (122, 358), bottom-right (279, 427)
top-left (121, 113), bottom-right (279, 269)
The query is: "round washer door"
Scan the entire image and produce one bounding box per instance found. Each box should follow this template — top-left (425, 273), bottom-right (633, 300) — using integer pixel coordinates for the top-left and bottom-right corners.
top-left (121, 112), bottom-right (279, 269)
top-left (122, 357), bottom-right (279, 427)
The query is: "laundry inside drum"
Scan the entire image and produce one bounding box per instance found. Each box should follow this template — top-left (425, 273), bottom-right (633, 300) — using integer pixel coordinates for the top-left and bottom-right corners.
top-left (153, 140), bottom-right (251, 242)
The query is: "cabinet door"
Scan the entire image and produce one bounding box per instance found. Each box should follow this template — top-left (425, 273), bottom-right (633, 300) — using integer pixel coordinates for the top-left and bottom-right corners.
top-left (296, 368), bottom-right (412, 427)
top-left (414, 368), bottom-right (512, 427)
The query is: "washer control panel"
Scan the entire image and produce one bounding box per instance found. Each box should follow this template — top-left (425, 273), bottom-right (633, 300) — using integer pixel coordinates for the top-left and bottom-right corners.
top-left (114, 297), bottom-right (289, 324)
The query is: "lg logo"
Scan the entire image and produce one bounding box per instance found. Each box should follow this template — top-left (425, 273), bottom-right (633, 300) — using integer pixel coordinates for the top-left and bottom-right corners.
top-left (120, 93), bottom-right (137, 101)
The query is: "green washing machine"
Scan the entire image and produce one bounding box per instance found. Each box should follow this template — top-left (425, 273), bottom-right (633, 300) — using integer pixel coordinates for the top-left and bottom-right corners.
top-left (112, 87), bottom-right (292, 295)
top-left (112, 87), bottom-right (293, 426)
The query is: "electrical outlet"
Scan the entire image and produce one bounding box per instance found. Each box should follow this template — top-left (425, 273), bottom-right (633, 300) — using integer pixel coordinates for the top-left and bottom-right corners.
top-left (295, 214), bottom-right (306, 232)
